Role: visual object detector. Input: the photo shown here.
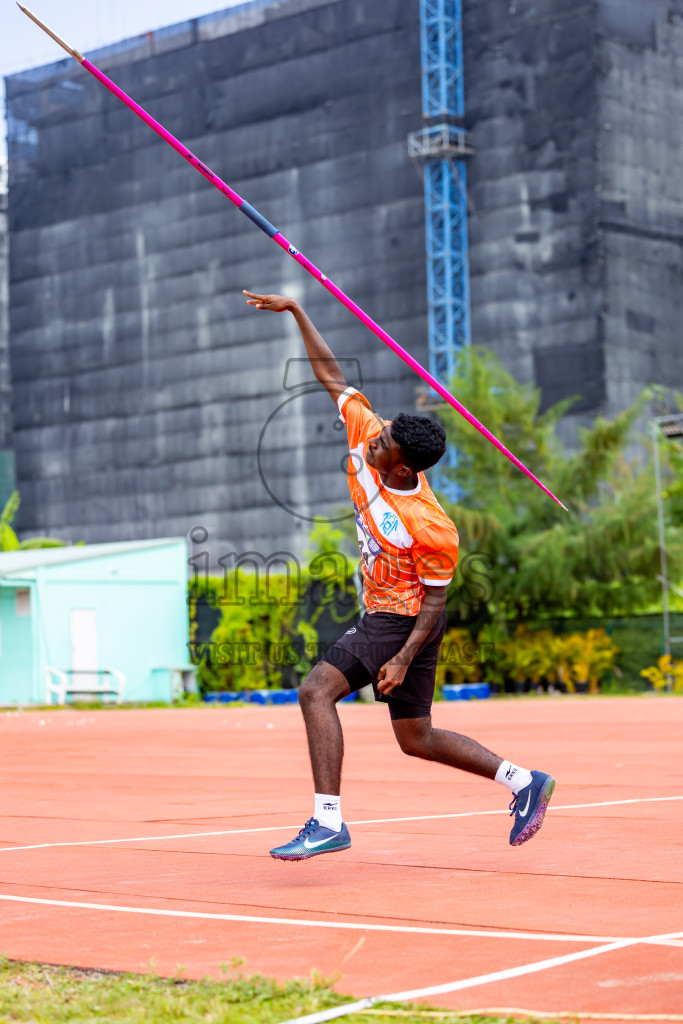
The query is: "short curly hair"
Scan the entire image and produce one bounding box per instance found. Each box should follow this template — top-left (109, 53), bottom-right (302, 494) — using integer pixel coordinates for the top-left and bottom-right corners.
top-left (390, 413), bottom-right (447, 473)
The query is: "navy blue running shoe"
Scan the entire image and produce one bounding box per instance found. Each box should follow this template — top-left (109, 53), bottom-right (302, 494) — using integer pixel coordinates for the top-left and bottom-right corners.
top-left (509, 771), bottom-right (555, 846)
top-left (269, 818), bottom-right (352, 861)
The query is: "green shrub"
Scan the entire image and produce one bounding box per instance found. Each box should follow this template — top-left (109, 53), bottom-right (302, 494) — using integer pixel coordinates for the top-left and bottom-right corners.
top-left (434, 622), bottom-right (623, 694)
top-left (435, 627), bottom-right (483, 689)
top-left (188, 521), bottom-right (357, 692)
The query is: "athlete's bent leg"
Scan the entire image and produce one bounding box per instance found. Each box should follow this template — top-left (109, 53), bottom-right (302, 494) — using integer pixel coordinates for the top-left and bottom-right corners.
top-left (391, 716), bottom-right (555, 846)
top-left (391, 715), bottom-right (502, 779)
top-left (298, 661), bottom-right (351, 795)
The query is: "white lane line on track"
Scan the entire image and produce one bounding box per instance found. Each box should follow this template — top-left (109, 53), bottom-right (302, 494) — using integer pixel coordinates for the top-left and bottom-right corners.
top-left (0, 894), bottom-right (624, 943)
top-left (1, 894), bottom-right (681, 952)
top-left (1, 795), bottom-right (682, 853)
top-left (275, 928), bottom-right (683, 1024)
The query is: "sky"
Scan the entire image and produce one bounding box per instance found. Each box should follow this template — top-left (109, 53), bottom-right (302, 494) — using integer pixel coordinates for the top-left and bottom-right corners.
top-left (0, 0), bottom-right (247, 168)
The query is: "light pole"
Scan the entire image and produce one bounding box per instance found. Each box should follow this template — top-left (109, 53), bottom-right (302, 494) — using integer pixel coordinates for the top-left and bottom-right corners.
top-left (650, 413), bottom-right (683, 662)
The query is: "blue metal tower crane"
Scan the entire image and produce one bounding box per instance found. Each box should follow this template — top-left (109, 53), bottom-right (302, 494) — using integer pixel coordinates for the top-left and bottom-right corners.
top-left (408, 0), bottom-right (472, 498)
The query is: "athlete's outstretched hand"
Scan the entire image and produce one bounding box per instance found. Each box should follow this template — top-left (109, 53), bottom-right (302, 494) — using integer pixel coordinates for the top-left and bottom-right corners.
top-left (244, 290), bottom-right (348, 402)
top-left (243, 290), bottom-right (298, 313)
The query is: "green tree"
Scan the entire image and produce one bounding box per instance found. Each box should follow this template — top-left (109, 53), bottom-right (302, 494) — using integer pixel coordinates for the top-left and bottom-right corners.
top-left (0, 491), bottom-right (69, 551)
top-left (660, 395), bottom-right (683, 529)
top-left (437, 348), bottom-right (683, 622)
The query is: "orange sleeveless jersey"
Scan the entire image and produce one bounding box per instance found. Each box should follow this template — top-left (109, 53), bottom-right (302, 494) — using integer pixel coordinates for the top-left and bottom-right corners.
top-left (337, 387), bottom-right (459, 616)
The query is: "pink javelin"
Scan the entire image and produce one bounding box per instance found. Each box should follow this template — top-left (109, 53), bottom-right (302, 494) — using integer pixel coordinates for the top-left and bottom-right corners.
top-left (18, 3), bottom-right (567, 511)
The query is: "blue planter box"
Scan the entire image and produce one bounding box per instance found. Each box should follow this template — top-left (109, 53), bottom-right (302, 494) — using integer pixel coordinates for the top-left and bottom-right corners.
top-left (204, 688), bottom-right (358, 705)
top-left (245, 689), bottom-right (299, 705)
top-left (243, 689), bottom-right (271, 704)
top-left (442, 683), bottom-right (491, 701)
top-left (204, 691), bottom-right (246, 703)
top-left (270, 689), bottom-right (300, 704)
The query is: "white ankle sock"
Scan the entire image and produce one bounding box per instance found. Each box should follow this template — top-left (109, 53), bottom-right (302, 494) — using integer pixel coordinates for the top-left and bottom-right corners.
top-left (495, 761), bottom-right (533, 795)
top-left (314, 793), bottom-right (342, 832)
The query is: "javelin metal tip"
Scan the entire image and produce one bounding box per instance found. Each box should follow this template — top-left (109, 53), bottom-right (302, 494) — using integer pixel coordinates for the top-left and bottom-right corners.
top-left (18, 3), bottom-right (84, 62)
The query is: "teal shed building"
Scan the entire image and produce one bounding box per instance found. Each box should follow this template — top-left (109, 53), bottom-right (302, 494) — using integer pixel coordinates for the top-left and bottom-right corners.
top-left (0, 538), bottom-right (191, 705)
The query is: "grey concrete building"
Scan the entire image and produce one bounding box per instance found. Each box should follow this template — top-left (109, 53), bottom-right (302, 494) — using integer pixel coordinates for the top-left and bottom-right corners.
top-left (4, 0), bottom-right (683, 555)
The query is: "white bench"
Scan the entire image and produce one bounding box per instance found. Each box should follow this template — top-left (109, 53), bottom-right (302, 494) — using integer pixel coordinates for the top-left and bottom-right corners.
top-left (45, 666), bottom-right (126, 705)
top-left (150, 665), bottom-right (198, 700)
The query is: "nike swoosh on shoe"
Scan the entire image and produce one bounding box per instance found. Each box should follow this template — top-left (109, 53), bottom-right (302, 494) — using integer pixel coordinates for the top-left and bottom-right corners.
top-left (304, 835), bottom-right (340, 849)
top-left (517, 792), bottom-right (531, 817)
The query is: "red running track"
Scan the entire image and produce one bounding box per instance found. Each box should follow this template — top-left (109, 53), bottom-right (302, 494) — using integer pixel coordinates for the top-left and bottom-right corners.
top-left (1, 697), bottom-right (682, 1023)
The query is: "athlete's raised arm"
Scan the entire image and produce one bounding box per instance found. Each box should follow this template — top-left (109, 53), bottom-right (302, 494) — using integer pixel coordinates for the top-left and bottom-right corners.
top-left (243, 291), bottom-right (348, 403)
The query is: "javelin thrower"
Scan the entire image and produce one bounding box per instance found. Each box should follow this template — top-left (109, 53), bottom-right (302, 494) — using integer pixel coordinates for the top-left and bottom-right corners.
top-left (244, 291), bottom-right (555, 859)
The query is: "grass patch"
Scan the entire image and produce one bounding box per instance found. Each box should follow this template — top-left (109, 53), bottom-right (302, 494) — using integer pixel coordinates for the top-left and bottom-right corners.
top-left (0, 957), bottom-right (561, 1024)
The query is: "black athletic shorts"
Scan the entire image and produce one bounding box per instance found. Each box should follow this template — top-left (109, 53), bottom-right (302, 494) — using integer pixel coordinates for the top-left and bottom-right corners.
top-left (320, 609), bottom-right (447, 720)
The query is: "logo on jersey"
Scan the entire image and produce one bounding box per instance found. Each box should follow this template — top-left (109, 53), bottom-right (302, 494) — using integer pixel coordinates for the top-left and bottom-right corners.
top-left (381, 511), bottom-right (399, 535)
top-left (354, 508), bottom-right (382, 575)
